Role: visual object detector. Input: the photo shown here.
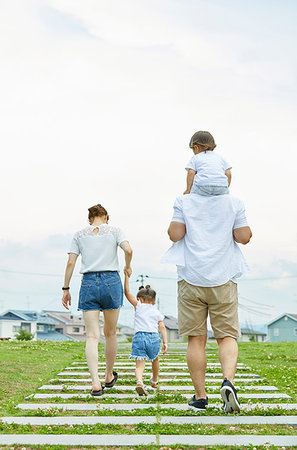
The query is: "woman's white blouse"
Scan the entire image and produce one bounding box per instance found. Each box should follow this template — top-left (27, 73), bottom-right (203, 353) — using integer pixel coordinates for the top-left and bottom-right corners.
top-left (68, 224), bottom-right (127, 273)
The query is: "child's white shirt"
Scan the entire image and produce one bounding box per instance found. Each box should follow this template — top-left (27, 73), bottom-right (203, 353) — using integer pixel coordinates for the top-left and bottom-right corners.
top-left (186, 151), bottom-right (231, 187)
top-left (134, 302), bottom-right (164, 334)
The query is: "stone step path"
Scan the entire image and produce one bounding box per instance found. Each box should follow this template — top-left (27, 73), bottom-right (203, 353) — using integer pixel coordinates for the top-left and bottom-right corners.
top-left (53, 377), bottom-right (264, 383)
top-left (0, 434), bottom-right (296, 446)
top-left (3, 415), bottom-right (297, 425)
top-left (38, 385), bottom-right (281, 393)
top-left (18, 402), bottom-right (297, 411)
top-left (6, 348), bottom-right (295, 447)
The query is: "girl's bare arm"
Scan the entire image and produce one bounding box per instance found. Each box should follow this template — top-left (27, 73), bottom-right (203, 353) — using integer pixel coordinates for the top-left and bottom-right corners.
top-left (225, 168), bottom-right (231, 187)
top-left (124, 271), bottom-right (138, 309)
top-left (158, 321), bottom-right (168, 354)
top-left (184, 169), bottom-right (196, 194)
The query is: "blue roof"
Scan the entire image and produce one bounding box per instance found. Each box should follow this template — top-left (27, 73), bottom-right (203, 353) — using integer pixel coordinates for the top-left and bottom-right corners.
top-left (37, 331), bottom-right (74, 341)
top-left (0, 310), bottom-right (58, 325)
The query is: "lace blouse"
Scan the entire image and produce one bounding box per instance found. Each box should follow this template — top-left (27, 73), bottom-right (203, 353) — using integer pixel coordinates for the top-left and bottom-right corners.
top-left (68, 224), bottom-right (127, 274)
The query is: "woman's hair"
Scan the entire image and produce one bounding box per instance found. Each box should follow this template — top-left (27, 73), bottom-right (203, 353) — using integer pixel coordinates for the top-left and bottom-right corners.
top-left (88, 203), bottom-right (109, 224)
top-left (189, 130), bottom-right (216, 150)
top-left (137, 285), bottom-right (156, 302)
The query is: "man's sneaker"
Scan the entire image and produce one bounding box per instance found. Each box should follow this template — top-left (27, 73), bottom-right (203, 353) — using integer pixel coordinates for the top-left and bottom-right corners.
top-left (188, 395), bottom-right (208, 411)
top-left (220, 378), bottom-right (240, 413)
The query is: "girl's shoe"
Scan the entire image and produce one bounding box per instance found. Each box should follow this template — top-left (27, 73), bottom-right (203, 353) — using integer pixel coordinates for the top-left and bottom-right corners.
top-left (135, 382), bottom-right (148, 396)
top-left (150, 376), bottom-right (158, 388)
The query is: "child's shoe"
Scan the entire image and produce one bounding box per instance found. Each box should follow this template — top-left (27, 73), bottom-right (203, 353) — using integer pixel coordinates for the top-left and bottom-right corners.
top-left (150, 376), bottom-right (158, 388)
top-left (136, 382), bottom-right (148, 396)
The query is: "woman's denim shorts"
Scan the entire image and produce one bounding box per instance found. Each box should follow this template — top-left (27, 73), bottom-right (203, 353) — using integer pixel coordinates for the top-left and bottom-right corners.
top-left (130, 331), bottom-right (161, 362)
top-left (78, 271), bottom-right (123, 312)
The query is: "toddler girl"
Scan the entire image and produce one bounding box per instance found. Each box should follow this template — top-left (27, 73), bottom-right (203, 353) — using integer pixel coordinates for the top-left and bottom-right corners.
top-left (124, 271), bottom-right (168, 395)
top-left (184, 130), bottom-right (231, 196)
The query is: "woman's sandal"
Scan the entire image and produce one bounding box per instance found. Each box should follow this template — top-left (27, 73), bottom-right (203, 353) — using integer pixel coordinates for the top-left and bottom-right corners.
top-left (104, 371), bottom-right (118, 388)
top-left (90, 386), bottom-right (105, 397)
top-left (150, 376), bottom-right (158, 388)
top-left (135, 382), bottom-right (148, 396)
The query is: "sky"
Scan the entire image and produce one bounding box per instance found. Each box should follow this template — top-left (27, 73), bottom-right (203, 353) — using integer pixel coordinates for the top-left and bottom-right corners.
top-left (0, 0), bottom-right (297, 330)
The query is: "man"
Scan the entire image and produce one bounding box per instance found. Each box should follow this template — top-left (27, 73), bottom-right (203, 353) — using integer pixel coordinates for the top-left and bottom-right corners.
top-left (167, 192), bottom-right (252, 412)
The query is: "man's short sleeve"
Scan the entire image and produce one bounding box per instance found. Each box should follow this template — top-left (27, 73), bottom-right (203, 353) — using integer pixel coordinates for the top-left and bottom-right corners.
top-left (233, 199), bottom-right (249, 230)
top-left (171, 197), bottom-right (185, 224)
top-left (68, 236), bottom-right (80, 255)
top-left (116, 228), bottom-right (127, 246)
top-left (185, 155), bottom-right (197, 172)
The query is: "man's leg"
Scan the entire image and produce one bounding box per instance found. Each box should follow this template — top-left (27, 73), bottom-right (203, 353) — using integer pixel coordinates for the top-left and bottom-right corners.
top-left (187, 334), bottom-right (208, 399)
top-left (217, 336), bottom-right (238, 383)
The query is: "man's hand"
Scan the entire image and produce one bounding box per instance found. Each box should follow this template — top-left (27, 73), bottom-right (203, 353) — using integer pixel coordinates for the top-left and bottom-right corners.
top-left (163, 343), bottom-right (168, 354)
top-left (62, 291), bottom-right (71, 310)
top-left (124, 266), bottom-right (132, 277)
top-left (183, 190), bottom-right (190, 195)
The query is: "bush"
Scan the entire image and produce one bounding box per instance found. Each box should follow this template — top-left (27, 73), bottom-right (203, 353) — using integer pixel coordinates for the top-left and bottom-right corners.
top-left (15, 328), bottom-right (34, 341)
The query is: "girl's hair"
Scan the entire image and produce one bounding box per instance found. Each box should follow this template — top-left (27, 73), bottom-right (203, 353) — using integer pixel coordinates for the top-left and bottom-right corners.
top-left (189, 130), bottom-right (216, 150)
top-left (137, 285), bottom-right (156, 302)
top-left (88, 204), bottom-right (109, 224)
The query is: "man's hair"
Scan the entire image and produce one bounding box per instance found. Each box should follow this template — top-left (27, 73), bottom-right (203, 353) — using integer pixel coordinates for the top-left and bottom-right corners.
top-left (137, 285), bottom-right (156, 302)
top-left (189, 130), bottom-right (216, 150)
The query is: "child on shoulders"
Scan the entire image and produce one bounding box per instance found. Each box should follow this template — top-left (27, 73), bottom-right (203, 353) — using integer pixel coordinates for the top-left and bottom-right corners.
top-left (124, 271), bottom-right (168, 396)
top-left (184, 130), bottom-right (231, 196)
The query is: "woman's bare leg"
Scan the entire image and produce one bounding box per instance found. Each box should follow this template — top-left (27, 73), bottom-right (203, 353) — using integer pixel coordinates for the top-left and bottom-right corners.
top-left (103, 308), bottom-right (120, 384)
top-left (83, 310), bottom-right (101, 391)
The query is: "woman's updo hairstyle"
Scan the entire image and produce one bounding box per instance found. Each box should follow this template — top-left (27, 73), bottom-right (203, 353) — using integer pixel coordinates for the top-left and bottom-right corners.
top-left (88, 203), bottom-right (109, 224)
top-left (189, 130), bottom-right (216, 151)
top-left (137, 285), bottom-right (156, 301)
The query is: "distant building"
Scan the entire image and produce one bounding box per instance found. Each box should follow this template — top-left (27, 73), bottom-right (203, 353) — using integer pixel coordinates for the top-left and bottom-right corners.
top-left (43, 310), bottom-right (123, 342)
top-left (163, 315), bottom-right (186, 343)
top-left (43, 310), bottom-right (86, 341)
top-left (267, 313), bottom-right (297, 342)
top-left (238, 327), bottom-right (266, 342)
top-left (0, 310), bottom-right (72, 341)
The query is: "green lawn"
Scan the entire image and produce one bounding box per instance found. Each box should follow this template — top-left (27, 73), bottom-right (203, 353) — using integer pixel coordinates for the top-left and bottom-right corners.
top-left (0, 340), bottom-right (296, 449)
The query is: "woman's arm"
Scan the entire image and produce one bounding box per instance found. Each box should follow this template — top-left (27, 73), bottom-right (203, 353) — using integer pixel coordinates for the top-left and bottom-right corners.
top-left (184, 169), bottom-right (196, 194)
top-left (62, 253), bottom-right (78, 310)
top-left (158, 321), bottom-right (168, 354)
top-left (123, 271), bottom-right (138, 309)
top-left (120, 240), bottom-right (133, 277)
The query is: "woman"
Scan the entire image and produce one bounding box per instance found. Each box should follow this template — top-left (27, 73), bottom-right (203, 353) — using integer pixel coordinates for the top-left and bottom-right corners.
top-left (62, 203), bottom-right (132, 396)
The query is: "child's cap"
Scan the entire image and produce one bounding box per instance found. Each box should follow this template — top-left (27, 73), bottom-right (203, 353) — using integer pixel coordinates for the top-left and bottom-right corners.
top-left (189, 131), bottom-right (216, 150)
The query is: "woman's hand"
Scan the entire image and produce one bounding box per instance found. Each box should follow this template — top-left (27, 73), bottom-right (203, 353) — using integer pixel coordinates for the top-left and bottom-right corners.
top-left (62, 291), bottom-right (71, 310)
top-left (124, 266), bottom-right (132, 277)
top-left (163, 343), bottom-right (168, 354)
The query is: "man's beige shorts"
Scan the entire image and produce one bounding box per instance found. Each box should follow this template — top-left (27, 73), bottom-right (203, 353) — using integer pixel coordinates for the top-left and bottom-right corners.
top-left (178, 279), bottom-right (240, 339)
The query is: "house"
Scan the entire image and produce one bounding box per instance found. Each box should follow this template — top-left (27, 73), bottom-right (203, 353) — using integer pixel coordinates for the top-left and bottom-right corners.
top-left (43, 310), bottom-right (123, 342)
top-left (43, 310), bottom-right (86, 341)
top-left (238, 327), bottom-right (266, 342)
top-left (266, 313), bottom-right (297, 342)
top-left (163, 315), bottom-right (187, 343)
top-left (0, 310), bottom-right (72, 341)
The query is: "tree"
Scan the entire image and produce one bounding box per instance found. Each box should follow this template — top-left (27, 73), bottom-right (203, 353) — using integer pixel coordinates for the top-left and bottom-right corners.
top-left (15, 328), bottom-right (34, 341)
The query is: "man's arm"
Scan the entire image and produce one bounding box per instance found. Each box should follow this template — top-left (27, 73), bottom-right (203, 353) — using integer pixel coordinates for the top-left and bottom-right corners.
top-left (233, 226), bottom-right (252, 245)
top-left (167, 222), bottom-right (186, 242)
top-left (225, 168), bottom-right (231, 187)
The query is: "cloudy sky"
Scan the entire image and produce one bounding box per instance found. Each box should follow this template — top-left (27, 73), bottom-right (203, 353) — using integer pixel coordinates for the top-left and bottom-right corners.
top-left (1, 0), bottom-right (296, 329)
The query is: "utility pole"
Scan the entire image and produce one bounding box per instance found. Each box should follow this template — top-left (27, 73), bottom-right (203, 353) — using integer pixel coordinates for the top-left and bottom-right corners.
top-left (136, 274), bottom-right (149, 286)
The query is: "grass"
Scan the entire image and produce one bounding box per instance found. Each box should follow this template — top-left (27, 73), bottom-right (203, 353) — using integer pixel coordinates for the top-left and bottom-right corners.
top-left (0, 340), bottom-right (297, 449)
